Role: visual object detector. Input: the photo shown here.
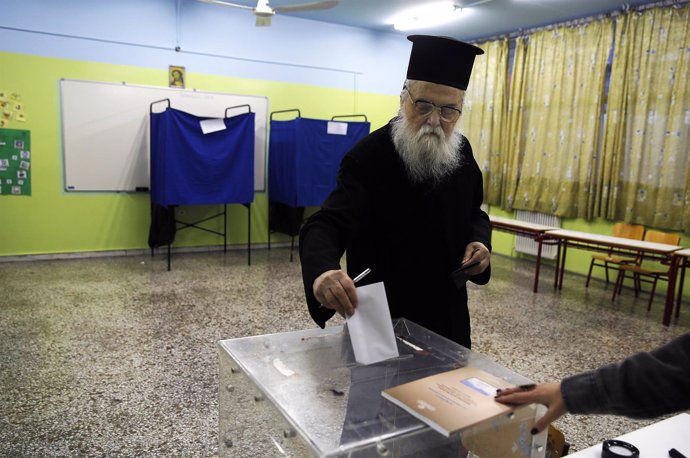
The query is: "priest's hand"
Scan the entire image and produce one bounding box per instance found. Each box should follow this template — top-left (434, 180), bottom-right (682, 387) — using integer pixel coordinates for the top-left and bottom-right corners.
top-left (460, 241), bottom-right (490, 275)
top-left (313, 269), bottom-right (358, 318)
top-left (494, 382), bottom-right (567, 434)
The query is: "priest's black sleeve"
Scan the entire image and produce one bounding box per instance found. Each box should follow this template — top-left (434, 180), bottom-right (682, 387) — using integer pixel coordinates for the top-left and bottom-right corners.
top-left (464, 141), bottom-right (492, 286)
top-left (299, 154), bottom-right (369, 328)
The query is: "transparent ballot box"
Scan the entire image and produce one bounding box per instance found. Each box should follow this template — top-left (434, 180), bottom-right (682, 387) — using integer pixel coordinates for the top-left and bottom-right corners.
top-left (218, 318), bottom-right (547, 457)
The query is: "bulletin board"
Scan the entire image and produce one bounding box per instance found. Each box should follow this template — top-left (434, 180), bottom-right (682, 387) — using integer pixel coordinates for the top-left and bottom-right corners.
top-left (0, 128), bottom-right (31, 196)
top-left (59, 79), bottom-right (268, 192)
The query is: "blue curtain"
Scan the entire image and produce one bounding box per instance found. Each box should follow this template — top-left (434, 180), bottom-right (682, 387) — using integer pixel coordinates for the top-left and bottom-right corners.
top-left (268, 117), bottom-right (370, 207)
top-left (150, 108), bottom-right (254, 206)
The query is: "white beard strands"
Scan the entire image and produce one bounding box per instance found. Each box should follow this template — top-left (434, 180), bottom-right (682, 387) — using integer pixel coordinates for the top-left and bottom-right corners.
top-left (391, 115), bottom-right (464, 186)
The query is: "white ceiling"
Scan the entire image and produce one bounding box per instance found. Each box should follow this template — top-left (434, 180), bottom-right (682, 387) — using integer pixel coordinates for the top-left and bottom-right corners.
top-left (225, 0), bottom-right (663, 41)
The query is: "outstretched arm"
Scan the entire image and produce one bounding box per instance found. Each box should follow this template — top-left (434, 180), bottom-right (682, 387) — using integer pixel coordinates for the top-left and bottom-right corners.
top-left (495, 333), bottom-right (690, 433)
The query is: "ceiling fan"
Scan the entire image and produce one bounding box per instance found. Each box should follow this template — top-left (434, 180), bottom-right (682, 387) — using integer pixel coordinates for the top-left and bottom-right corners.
top-left (198, 0), bottom-right (340, 26)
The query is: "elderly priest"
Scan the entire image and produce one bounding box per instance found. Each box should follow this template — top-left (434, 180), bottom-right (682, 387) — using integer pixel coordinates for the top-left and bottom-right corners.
top-left (299, 35), bottom-right (492, 349)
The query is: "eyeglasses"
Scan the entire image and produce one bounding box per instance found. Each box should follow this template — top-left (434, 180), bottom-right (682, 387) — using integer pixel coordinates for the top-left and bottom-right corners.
top-left (404, 86), bottom-right (462, 122)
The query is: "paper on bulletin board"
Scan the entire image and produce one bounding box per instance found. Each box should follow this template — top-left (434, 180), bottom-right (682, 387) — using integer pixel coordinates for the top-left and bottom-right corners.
top-left (0, 91), bottom-right (28, 127)
top-left (0, 128), bottom-right (31, 196)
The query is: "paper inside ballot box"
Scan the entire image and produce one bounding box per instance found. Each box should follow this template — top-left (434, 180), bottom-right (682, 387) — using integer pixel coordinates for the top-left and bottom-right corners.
top-left (382, 366), bottom-right (515, 437)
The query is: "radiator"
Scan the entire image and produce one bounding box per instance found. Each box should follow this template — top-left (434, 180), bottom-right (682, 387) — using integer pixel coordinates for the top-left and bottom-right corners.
top-left (514, 210), bottom-right (560, 260)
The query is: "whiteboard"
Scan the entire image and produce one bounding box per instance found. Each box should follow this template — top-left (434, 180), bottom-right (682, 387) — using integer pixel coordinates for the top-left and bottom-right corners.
top-left (60, 79), bottom-right (267, 192)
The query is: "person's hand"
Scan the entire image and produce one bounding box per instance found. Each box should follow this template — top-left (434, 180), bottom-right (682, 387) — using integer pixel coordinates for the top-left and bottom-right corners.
top-left (313, 270), bottom-right (358, 318)
top-left (460, 241), bottom-right (490, 275)
top-left (494, 382), bottom-right (567, 434)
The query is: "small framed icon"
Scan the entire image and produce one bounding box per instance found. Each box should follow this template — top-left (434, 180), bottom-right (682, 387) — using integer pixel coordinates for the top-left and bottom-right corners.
top-left (169, 65), bottom-right (186, 88)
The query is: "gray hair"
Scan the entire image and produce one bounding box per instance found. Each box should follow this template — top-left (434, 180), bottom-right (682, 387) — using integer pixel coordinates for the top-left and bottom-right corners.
top-left (400, 79), bottom-right (415, 101)
top-left (400, 79), bottom-right (466, 109)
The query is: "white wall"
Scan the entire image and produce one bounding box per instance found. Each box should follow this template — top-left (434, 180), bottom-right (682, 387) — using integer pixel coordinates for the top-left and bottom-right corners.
top-left (0, 0), bottom-right (411, 95)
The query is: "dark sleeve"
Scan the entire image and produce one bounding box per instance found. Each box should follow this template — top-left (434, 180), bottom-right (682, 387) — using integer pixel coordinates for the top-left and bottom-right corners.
top-left (469, 205), bottom-right (491, 286)
top-left (561, 332), bottom-right (690, 418)
top-left (466, 140), bottom-right (492, 286)
top-left (298, 154), bottom-right (368, 328)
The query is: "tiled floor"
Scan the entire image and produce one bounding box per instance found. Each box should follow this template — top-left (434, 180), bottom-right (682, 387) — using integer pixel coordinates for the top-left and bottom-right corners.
top-left (1, 248), bottom-right (688, 456)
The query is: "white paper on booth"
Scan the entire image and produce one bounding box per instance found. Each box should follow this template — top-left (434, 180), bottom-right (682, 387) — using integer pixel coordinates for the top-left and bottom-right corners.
top-left (200, 118), bottom-right (226, 134)
top-left (346, 282), bottom-right (399, 365)
top-left (327, 121), bottom-right (348, 135)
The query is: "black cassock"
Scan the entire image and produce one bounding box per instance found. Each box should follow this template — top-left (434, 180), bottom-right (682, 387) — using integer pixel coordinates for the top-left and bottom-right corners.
top-left (299, 119), bottom-right (491, 349)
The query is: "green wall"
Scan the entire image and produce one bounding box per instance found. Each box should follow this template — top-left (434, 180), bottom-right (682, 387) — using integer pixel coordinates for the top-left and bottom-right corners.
top-left (0, 51), bottom-right (399, 257)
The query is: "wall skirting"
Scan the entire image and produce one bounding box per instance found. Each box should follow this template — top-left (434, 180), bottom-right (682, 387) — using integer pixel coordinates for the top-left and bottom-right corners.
top-left (0, 243), bottom-right (291, 263)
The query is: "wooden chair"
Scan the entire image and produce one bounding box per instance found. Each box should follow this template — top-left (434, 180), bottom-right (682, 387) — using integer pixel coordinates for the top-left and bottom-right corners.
top-left (611, 230), bottom-right (681, 311)
top-left (585, 223), bottom-right (645, 287)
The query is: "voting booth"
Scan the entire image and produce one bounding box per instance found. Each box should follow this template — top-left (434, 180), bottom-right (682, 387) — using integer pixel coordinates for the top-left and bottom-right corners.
top-left (267, 111), bottom-right (370, 260)
top-left (149, 102), bottom-right (255, 269)
top-left (218, 318), bottom-right (548, 457)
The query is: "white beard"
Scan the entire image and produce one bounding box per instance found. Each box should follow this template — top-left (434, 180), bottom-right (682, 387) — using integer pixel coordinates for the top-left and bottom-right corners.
top-left (391, 114), bottom-right (464, 186)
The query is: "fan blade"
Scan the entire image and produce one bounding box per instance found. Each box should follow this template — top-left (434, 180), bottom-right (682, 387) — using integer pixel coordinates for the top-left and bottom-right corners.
top-left (197, 0), bottom-right (254, 11)
top-left (274, 0), bottom-right (338, 14)
top-left (456, 0), bottom-right (493, 7)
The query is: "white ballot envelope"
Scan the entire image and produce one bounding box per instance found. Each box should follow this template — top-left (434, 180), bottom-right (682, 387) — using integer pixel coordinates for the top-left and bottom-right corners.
top-left (346, 282), bottom-right (399, 365)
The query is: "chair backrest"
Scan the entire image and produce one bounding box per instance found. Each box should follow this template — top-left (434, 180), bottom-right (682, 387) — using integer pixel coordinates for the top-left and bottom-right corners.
top-left (644, 229), bottom-right (681, 245)
top-left (613, 223), bottom-right (645, 240)
top-left (638, 230), bottom-right (681, 269)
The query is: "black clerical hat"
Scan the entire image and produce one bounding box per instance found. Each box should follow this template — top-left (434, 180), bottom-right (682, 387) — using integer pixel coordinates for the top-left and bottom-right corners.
top-left (406, 35), bottom-right (484, 90)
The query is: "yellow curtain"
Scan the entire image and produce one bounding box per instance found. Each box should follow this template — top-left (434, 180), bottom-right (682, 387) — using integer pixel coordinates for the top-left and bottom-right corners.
top-left (599, 5), bottom-right (690, 231)
top-left (504, 20), bottom-right (614, 218)
top-left (503, 36), bottom-right (528, 210)
top-left (460, 39), bottom-right (509, 206)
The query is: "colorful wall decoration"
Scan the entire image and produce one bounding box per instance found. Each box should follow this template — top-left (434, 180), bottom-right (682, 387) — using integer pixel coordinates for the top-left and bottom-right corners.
top-left (0, 128), bottom-right (31, 196)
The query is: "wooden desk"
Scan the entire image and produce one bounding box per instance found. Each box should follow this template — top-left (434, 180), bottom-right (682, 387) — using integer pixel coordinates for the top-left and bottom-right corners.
top-left (666, 248), bottom-right (690, 326)
top-left (546, 229), bottom-right (682, 325)
top-left (568, 413), bottom-right (690, 457)
top-left (489, 216), bottom-right (558, 293)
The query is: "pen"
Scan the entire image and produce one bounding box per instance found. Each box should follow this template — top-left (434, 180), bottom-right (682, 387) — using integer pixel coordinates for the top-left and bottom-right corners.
top-left (352, 268), bottom-right (371, 284)
top-left (670, 448), bottom-right (688, 458)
